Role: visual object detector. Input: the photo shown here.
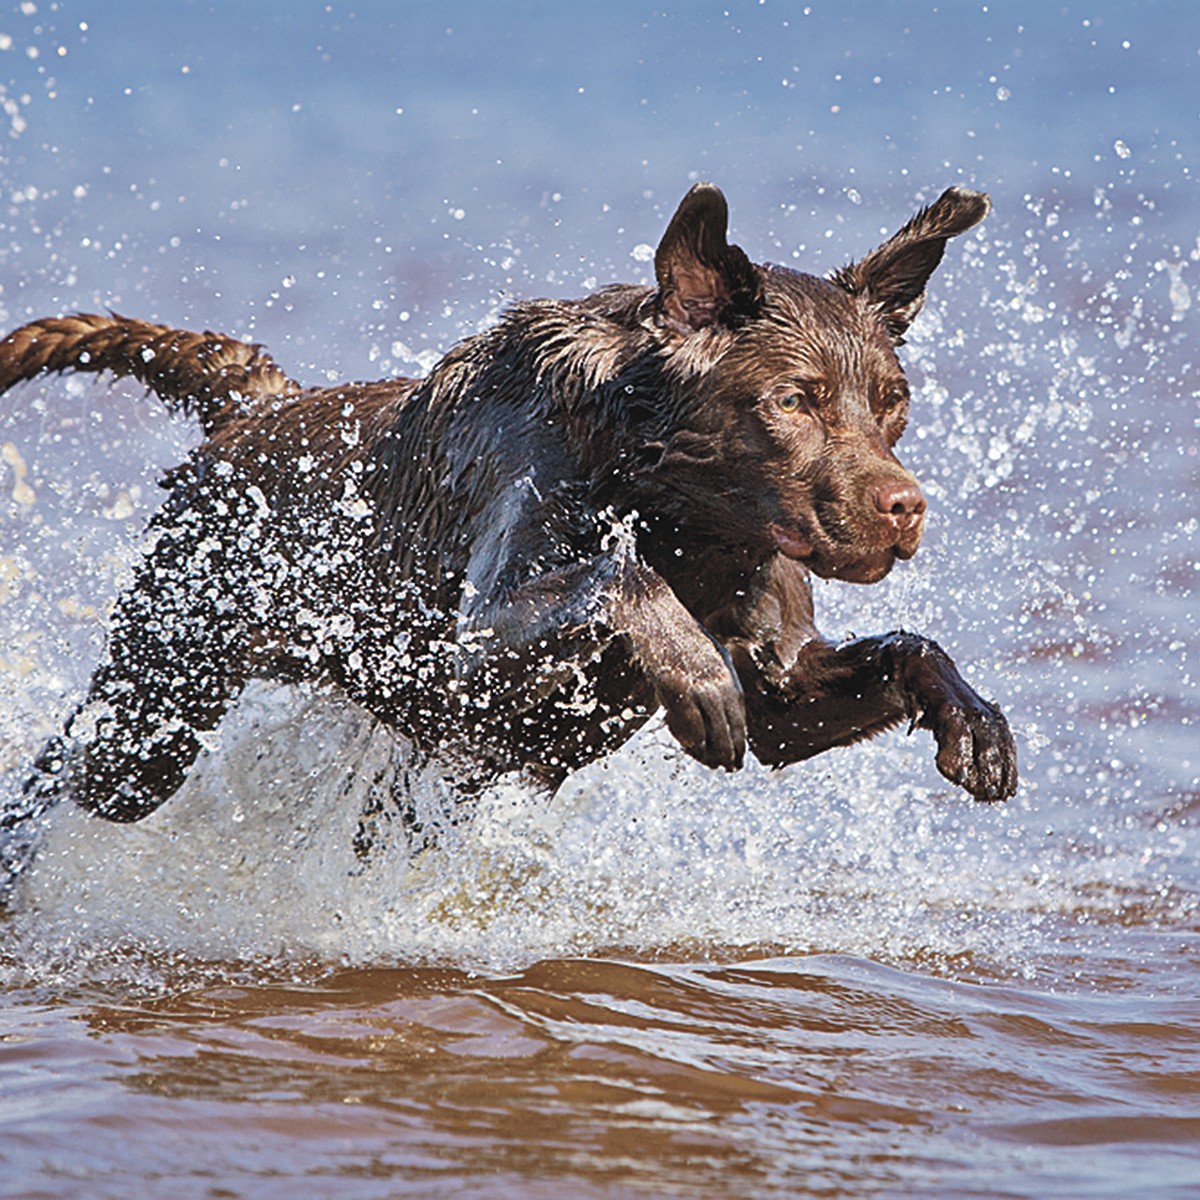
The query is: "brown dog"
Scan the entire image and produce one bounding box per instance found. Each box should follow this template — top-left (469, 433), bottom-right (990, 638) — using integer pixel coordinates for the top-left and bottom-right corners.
top-left (0, 182), bottom-right (1016, 840)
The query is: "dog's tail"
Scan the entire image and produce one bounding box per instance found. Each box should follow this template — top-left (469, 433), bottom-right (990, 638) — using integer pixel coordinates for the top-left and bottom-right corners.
top-left (0, 312), bottom-right (302, 435)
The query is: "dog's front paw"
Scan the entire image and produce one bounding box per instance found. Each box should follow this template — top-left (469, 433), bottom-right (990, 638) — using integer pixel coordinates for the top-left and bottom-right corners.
top-left (890, 634), bottom-right (1018, 802)
top-left (620, 573), bottom-right (747, 771)
top-left (654, 651), bottom-right (747, 771)
top-left (926, 691), bottom-right (1017, 803)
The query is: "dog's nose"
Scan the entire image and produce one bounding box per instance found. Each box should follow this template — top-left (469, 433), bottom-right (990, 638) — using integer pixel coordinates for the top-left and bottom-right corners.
top-left (873, 479), bottom-right (926, 530)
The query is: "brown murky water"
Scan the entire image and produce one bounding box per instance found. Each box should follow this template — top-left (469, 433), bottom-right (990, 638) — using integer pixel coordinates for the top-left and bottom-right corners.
top-left (5, 948), bottom-right (1198, 1199)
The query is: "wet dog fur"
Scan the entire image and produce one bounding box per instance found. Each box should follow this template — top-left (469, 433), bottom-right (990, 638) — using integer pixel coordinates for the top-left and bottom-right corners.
top-left (0, 182), bottom-right (1017, 841)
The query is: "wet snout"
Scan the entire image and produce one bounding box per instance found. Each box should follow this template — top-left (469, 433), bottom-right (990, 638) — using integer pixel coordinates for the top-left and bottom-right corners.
top-left (770, 415), bottom-right (929, 581)
top-left (774, 444), bottom-right (929, 582)
top-left (872, 474), bottom-right (926, 556)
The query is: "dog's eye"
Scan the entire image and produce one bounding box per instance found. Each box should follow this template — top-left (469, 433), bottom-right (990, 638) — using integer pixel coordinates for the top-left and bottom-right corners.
top-left (882, 387), bottom-right (908, 413)
top-left (777, 393), bottom-right (807, 415)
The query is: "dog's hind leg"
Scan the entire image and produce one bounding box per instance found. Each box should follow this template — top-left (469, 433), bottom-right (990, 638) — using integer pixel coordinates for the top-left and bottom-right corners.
top-left (23, 518), bottom-right (246, 823)
top-left (0, 732), bottom-right (71, 896)
top-left (1, 600), bottom-right (237, 896)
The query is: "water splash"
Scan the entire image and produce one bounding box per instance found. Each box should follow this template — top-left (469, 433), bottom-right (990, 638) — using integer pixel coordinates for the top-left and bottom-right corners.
top-left (2, 661), bottom-right (1186, 987)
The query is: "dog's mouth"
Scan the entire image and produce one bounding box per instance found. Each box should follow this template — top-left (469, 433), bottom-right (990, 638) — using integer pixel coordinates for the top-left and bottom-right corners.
top-left (769, 523), bottom-right (816, 561)
top-left (770, 520), bottom-right (914, 584)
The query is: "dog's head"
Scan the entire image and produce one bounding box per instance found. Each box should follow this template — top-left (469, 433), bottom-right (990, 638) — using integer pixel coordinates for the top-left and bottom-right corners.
top-left (643, 182), bottom-right (989, 583)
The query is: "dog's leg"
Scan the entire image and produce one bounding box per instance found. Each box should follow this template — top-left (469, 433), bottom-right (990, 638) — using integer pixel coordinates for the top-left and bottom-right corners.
top-left (712, 558), bottom-right (1016, 801)
top-left (25, 637), bottom-right (240, 825)
top-left (730, 632), bottom-right (1016, 802)
top-left (22, 520), bottom-right (245, 823)
top-left (460, 550), bottom-right (746, 772)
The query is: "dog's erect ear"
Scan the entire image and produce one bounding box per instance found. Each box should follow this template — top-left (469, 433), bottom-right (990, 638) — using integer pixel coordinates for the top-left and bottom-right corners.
top-left (833, 186), bottom-right (990, 341)
top-left (654, 183), bottom-right (760, 337)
